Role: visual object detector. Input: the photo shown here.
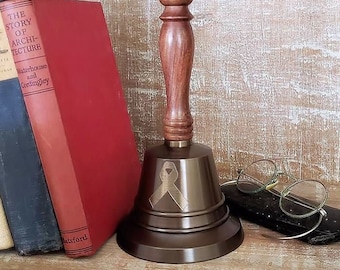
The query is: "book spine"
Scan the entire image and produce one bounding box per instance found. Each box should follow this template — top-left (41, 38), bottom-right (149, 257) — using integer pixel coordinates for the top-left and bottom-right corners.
top-left (0, 10), bottom-right (62, 255)
top-left (0, 0), bottom-right (93, 257)
top-left (0, 20), bottom-right (14, 249)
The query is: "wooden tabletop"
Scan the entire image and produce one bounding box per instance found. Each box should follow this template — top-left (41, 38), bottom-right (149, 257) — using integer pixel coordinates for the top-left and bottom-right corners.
top-left (0, 196), bottom-right (339, 270)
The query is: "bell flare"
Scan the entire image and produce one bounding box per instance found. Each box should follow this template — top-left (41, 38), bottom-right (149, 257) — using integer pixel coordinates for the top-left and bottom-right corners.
top-left (117, 143), bottom-right (244, 263)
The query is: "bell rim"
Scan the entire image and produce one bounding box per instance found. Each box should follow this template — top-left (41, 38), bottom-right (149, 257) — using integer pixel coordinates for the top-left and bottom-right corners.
top-left (116, 213), bottom-right (244, 264)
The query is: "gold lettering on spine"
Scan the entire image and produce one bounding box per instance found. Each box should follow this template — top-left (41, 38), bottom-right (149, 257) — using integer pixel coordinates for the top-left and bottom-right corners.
top-left (1, 3), bottom-right (52, 96)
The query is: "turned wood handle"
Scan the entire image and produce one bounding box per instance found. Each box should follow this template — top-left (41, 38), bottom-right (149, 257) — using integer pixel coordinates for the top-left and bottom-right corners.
top-left (159, 0), bottom-right (194, 142)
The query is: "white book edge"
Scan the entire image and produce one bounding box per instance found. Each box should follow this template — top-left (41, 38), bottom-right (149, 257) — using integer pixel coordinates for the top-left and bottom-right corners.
top-left (0, 198), bottom-right (14, 250)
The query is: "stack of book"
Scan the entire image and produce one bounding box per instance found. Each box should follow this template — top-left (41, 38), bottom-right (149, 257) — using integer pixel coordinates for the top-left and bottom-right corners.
top-left (0, 0), bottom-right (141, 258)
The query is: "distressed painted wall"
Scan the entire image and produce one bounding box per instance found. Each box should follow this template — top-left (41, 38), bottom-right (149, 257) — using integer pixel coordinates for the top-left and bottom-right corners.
top-left (101, 0), bottom-right (339, 184)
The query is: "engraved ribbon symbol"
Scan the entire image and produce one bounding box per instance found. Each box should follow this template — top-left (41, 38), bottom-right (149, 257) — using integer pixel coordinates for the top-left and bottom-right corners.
top-left (149, 161), bottom-right (188, 211)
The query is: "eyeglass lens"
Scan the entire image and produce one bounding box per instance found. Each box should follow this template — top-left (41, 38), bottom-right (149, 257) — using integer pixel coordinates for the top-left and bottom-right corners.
top-left (237, 159), bottom-right (277, 194)
top-left (280, 180), bottom-right (327, 218)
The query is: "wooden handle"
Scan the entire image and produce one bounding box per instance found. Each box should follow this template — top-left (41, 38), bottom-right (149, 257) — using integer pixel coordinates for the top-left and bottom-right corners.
top-left (159, 0), bottom-right (194, 142)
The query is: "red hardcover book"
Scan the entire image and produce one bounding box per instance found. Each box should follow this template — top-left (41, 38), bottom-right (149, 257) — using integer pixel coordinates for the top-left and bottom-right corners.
top-left (0, 0), bottom-right (141, 257)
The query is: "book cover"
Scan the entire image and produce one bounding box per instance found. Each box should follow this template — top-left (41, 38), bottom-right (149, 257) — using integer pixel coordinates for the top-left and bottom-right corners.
top-left (1, 0), bottom-right (141, 257)
top-left (0, 11), bottom-right (62, 255)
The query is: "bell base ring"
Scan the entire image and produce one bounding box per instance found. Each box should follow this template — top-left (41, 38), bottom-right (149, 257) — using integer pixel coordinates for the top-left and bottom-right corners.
top-left (116, 211), bottom-right (244, 264)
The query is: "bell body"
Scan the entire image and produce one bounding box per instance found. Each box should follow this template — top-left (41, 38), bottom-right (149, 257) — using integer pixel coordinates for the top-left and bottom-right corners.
top-left (117, 142), bottom-right (244, 263)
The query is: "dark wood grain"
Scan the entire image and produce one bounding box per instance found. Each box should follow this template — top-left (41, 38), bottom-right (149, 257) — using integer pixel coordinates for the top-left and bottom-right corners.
top-left (159, 0), bottom-right (194, 141)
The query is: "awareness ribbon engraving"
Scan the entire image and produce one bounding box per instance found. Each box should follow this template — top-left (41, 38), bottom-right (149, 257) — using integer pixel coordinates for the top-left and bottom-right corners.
top-left (149, 161), bottom-right (188, 211)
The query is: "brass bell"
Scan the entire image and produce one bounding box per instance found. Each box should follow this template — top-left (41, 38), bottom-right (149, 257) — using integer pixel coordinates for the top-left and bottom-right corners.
top-left (117, 0), bottom-right (243, 263)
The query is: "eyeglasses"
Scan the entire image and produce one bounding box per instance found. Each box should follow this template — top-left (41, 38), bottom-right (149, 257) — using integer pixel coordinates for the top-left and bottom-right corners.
top-left (221, 159), bottom-right (328, 240)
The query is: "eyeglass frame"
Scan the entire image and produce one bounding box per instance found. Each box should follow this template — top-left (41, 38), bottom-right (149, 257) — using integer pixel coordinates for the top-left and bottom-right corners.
top-left (221, 158), bottom-right (329, 240)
